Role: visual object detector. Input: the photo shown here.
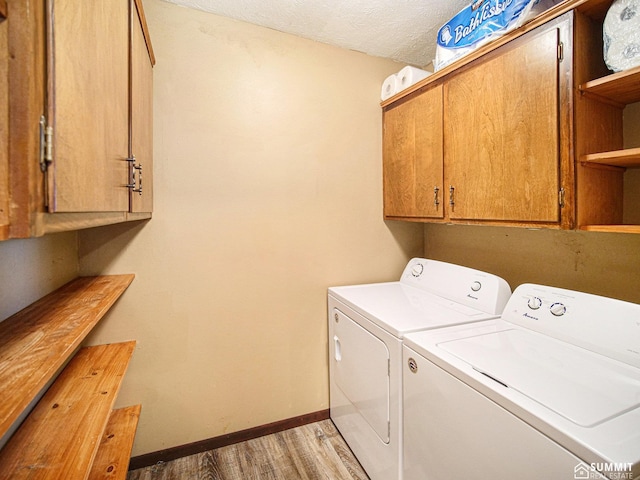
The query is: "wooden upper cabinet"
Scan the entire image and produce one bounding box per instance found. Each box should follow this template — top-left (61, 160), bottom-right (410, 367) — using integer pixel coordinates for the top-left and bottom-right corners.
top-left (2, 0), bottom-right (154, 239)
top-left (382, 10), bottom-right (576, 229)
top-left (0, 1), bottom-right (8, 240)
top-left (383, 84), bottom-right (444, 220)
top-left (445, 25), bottom-right (562, 223)
top-left (130, 0), bottom-right (155, 214)
top-left (46, 0), bottom-right (155, 215)
top-left (47, 0), bottom-right (130, 213)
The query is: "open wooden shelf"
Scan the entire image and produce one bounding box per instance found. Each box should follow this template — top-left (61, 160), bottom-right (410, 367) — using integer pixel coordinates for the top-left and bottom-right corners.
top-left (0, 341), bottom-right (136, 479)
top-left (576, 11), bottom-right (640, 234)
top-left (88, 405), bottom-right (141, 480)
top-left (580, 65), bottom-right (640, 106)
top-left (581, 147), bottom-right (640, 168)
top-left (579, 225), bottom-right (640, 233)
top-left (0, 275), bottom-right (134, 441)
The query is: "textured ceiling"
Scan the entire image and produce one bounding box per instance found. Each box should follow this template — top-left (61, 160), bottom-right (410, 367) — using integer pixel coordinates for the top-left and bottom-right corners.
top-left (163, 0), bottom-right (471, 67)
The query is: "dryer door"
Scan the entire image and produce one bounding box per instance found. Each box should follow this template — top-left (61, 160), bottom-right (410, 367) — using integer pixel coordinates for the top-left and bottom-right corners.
top-left (333, 308), bottom-right (390, 443)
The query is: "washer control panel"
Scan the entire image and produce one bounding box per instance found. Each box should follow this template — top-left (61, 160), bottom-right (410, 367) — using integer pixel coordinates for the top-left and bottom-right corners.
top-left (514, 286), bottom-right (574, 323)
top-left (503, 283), bottom-right (640, 368)
top-left (525, 295), bottom-right (566, 316)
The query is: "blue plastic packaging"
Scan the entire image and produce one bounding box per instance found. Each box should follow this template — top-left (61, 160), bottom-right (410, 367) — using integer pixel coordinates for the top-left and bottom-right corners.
top-left (434, 0), bottom-right (555, 71)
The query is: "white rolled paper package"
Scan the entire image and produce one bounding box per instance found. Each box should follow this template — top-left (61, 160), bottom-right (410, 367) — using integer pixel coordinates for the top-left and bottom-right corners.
top-left (433, 0), bottom-right (561, 71)
top-left (604, 0), bottom-right (640, 72)
top-left (396, 66), bottom-right (432, 92)
top-left (381, 73), bottom-right (398, 101)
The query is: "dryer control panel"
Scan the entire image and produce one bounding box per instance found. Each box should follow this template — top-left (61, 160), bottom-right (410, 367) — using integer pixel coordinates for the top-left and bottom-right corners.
top-left (400, 258), bottom-right (511, 316)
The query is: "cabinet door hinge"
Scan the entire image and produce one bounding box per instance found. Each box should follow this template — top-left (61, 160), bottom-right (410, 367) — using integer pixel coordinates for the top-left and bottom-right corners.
top-left (559, 187), bottom-right (565, 208)
top-left (39, 115), bottom-right (53, 173)
top-left (557, 42), bottom-right (564, 63)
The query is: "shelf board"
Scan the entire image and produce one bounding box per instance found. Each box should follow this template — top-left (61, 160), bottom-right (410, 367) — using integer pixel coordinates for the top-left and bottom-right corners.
top-left (0, 275), bottom-right (134, 441)
top-left (88, 405), bottom-right (142, 480)
top-left (580, 65), bottom-right (640, 105)
top-left (0, 342), bottom-right (136, 479)
top-left (576, 0), bottom-right (615, 20)
top-left (580, 225), bottom-right (640, 233)
top-left (581, 147), bottom-right (640, 168)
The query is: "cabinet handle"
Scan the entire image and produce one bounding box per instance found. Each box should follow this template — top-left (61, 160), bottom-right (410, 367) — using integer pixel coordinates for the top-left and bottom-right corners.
top-left (449, 185), bottom-right (455, 208)
top-left (433, 186), bottom-right (440, 207)
top-left (134, 164), bottom-right (143, 195)
top-left (126, 156), bottom-right (143, 195)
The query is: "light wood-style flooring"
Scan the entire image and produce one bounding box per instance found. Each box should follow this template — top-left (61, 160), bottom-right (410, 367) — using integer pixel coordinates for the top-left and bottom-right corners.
top-left (127, 420), bottom-right (369, 480)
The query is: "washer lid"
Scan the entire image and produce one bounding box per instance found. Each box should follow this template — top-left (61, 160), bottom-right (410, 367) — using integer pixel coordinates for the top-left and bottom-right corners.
top-left (329, 283), bottom-right (494, 337)
top-left (440, 329), bottom-right (640, 427)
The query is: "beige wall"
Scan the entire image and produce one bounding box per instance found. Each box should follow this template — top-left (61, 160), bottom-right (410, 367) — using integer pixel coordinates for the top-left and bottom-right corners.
top-left (3, 0), bottom-right (637, 461)
top-left (0, 233), bottom-right (78, 321)
top-left (78, 0), bottom-right (423, 456)
top-left (424, 103), bottom-right (640, 304)
top-left (424, 225), bottom-right (640, 303)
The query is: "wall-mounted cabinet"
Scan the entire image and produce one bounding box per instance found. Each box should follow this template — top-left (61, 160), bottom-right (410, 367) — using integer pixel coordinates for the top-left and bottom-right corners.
top-left (130, 0), bottom-right (155, 215)
top-left (0, 1), bottom-right (8, 241)
top-left (445, 20), bottom-right (571, 225)
top-left (383, 84), bottom-right (444, 220)
top-left (383, 14), bottom-right (573, 228)
top-left (5, 0), bottom-right (154, 239)
top-left (383, 0), bottom-right (639, 233)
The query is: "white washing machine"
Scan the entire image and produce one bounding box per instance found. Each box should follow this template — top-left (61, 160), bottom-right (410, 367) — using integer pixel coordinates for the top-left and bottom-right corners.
top-left (328, 258), bottom-right (511, 480)
top-left (403, 283), bottom-right (640, 480)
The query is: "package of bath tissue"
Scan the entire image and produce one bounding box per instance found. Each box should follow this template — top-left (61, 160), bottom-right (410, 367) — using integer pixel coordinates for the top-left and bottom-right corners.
top-left (603, 0), bottom-right (640, 72)
top-left (396, 66), bottom-right (432, 92)
top-left (434, 0), bottom-right (561, 71)
top-left (381, 73), bottom-right (398, 101)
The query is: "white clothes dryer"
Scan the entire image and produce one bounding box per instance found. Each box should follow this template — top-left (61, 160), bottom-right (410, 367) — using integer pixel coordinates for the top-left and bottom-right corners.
top-left (403, 284), bottom-right (640, 480)
top-left (328, 258), bottom-right (511, 480)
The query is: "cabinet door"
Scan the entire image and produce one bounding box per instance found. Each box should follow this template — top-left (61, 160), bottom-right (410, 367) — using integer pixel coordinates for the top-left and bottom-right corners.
top-left (47, 0), bottom-right (130, 213)
top-left (383, 84), bottom-right (444, 219)
top-left (129, 0), bottom-right (154, 213)
top-left (0, 1), bottom-right (8, 239)
top-left (445, 27), bottom-right (561, 223)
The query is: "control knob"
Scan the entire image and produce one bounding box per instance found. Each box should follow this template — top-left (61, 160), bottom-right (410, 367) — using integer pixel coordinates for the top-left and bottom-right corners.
top-left (411, 263), bottom-right (424, 277)
top-left (550, 302), bottom-right (566, 317)
top-left (527, 296), bottom-right (542, 310)
top-left (470, 281), bottom-right (482, 292)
